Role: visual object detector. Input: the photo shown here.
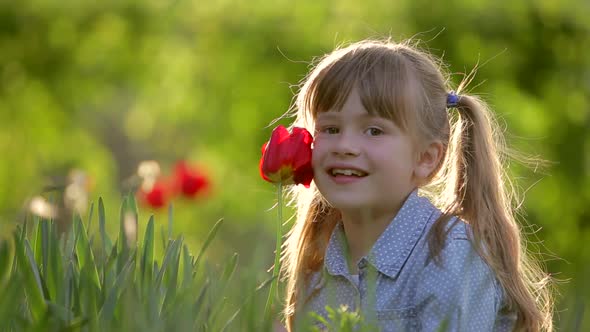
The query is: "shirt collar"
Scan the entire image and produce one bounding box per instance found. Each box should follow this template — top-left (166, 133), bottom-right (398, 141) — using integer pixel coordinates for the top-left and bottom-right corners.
top-left (324, 190), bottom-right (435, 279)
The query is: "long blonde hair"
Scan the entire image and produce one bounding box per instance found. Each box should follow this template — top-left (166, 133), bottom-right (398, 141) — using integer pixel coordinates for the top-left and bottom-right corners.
top-left (281, 39), bottom-right (553, 331)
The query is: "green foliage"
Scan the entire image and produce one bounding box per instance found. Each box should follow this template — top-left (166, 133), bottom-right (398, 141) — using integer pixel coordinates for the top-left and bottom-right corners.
top-left (309, 306), bottom-right (366, 332)
top-left (0, 198), bottom-right (276, 331)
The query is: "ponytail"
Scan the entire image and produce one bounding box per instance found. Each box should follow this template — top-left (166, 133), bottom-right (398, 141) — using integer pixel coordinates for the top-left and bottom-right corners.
top-left (429, 92), bottom-right (553, 331)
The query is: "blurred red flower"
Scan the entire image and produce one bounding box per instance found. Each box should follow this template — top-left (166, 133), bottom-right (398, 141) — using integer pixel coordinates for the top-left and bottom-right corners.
top-left (137, 179), bottom-right (169, 209)
top-left (172, 160), bottom-right (210, 198)
top-left (259, 125), bottom-right (314, 187)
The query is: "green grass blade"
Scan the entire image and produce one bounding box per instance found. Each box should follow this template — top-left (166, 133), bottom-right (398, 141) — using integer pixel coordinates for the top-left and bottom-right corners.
top-left (79, 261), bottom-right (100, 330)
top-left (140, 215), bottom-right (154, 285)
top-left (220, 276), bottom-right (274, 332)
top-left (166, 237), bottom-right (182, 292)
top-left (0, 241), bottom-right (11, 284)
top-left (74, 215), bottom-right (101, 290)
top-left (192, 280), bottom-right (210, 322)
top-left (63, 262), bottom-right (75, 324)
top-left (181, 245), bottom-right (193, 288)
top-left (40, 221), bottom-right (49, 282)
top-left (98, 198), bottom-right (112, 260)
top-left (117, 197), bottom-right (129, 274)
top-left (64, 216), bottom-right (76, 260)
top-left (87, 201), bottom-right (95, 236)
top-left (46, 301), bottom-right (74, 323)
top-left (33, 216), bottom-right (42, 274)
top-left (167, 203), bottom-right (173, 240)
top-left (98, 257), bottom-right (135, 325)
top-left (209, 253), bottom-right (239, 328)
top-left (220, 253), bottom-right (239, 285)
top-left (161, 237), bottom-right (183, 311)
top-left (0, 274), bottom-right (24, 329)
top-left (154, 238), bottom-right (182, 290)
top-left (194, 219), bottom-right (223, 272)
top-left (127, 194), bottom-right (139, 220)
top-left (103, 245), bottom-right (119, 291)
top-left (60, 316), bottom-right (89, 332)
top-left (160, 225), bottom-right (166, 251)
top-left (46, 222), bottom-right (62, 302)
top-left (16, 236), bottom-right (46, 321)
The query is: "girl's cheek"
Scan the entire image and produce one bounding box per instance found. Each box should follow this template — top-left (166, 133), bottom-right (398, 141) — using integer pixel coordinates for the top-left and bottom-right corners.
top-left (311, 142), bottom-right (324, 166)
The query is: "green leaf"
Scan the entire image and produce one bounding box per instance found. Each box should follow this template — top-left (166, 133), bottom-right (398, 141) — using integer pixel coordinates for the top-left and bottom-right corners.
top-left (98, 257), bottom-right (135, 325)
top-left (155, 238), bottom-right (182, 290)
top-left (220, 276), bottom-right (274, 332)
top-left (46, 301), bottom-right (74, 323)
top-left (46, 222), bottom-right (62, 303)
top-left (98, 197), bottom-right (113, 260)
top-left (15, 235), bottom-right (46, 321)
top-left (0, 239), bottom-right (12, 284)
top-left (33, 216), bottom-right (42, 274)
top-left (140, 215), bottom-right (154, 285)
top-left (64, 221), bottom-right (76, 262)
top-left (87, 201), bottom-right (95, 236)
top-left (194, 218), bottom-right (223, 273)
top-left (117, 197), bottom-right (129, 273)
top-left (102, 245), bottom-right (118, 290)
top-left (60, 316), bottom-right (89, 332)
top-left (74, 214), bottom-right (101, 291)
top-left (209, 253), bottom-right (239, 328)
top-left (181, 244), bottom-right (193, 288)
top-left (162, 237), bottom-right (183, 311)
top-left (0, 274), bottom-right (24, 329)
top-left (63, 262), bottom-right (75, 324)
top-left (40, 221), bottom-right (49, 281)
top-left (128, 194), bottom-right (139, 220)
top-left (160, 225), bottom-right (166, 251)
top-left (192, 280), bottom-right (210, 322)
top-left (79, 260), bottom-right (100, 329)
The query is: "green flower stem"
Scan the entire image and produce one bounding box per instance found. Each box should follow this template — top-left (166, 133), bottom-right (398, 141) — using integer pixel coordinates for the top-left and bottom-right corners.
top-left (265, 181), bottom-right (283, 323)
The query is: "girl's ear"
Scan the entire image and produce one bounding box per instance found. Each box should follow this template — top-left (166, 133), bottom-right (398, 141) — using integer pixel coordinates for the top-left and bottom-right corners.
top-left (413, 141), bottom-right (444, 182)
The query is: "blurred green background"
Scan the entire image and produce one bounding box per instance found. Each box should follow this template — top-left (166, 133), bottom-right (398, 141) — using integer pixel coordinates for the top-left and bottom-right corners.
top-left (0, 0), bottom-right (588, 329)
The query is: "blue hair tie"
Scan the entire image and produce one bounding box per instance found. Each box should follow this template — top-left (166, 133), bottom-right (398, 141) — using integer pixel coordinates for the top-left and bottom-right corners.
top-left (447, 91), bottom-right (460, 108)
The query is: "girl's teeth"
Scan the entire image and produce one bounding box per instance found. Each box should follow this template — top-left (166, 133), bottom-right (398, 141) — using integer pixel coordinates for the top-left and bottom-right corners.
top-left (331, 169), bottom-right (365, 176)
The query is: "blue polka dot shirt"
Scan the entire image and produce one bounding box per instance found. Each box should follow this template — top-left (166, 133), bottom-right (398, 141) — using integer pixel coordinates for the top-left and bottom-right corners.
top-left (301, 190), bottom-right (517, 331)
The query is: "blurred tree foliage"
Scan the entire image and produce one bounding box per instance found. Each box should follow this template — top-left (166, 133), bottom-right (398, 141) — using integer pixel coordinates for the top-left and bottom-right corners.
top-left (0, 0), bottom-right (588, 327)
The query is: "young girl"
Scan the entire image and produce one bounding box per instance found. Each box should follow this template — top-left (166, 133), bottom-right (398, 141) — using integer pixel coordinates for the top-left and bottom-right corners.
top-left (280, 39), bottom-right (553, 331)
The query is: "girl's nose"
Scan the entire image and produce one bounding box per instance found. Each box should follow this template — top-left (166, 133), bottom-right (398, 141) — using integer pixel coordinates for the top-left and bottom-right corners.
top-left (332, 131), bottom-right (361, 156)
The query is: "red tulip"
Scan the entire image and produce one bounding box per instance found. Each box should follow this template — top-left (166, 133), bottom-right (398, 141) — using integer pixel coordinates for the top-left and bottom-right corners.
top-left (137, 179), bottom-right (169, 209)
top-left (172, 160), bottom-right (210, 198)
top-left (259, 125), bottom-right (314, 187)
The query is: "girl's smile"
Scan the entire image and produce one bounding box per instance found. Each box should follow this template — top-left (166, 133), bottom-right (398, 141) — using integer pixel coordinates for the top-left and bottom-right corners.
top-left (324, 164), bottom-right (369, 184)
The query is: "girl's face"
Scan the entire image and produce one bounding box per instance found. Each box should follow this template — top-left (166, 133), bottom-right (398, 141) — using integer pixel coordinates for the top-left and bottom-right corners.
top-left (312, 88), bottom-right (419, 219)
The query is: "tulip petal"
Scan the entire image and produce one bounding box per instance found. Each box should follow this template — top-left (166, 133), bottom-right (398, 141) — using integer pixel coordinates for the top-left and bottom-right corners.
top-left (293, 162), bottom-right (314, 188)
top-left (259, 155), bottom-right (273, 182)
top-left (290, 127), bottom-right (313, 170)
top-left (261, 125), bottom-right (291, 175)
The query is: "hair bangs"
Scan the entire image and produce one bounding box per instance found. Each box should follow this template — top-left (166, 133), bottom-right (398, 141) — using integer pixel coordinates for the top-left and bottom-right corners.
top-left (301, 44), bottom-right (423, 134)
top-left (357, 51), bottom-right (422, 133)
top-left (307, 55), bottom-right (360, 119)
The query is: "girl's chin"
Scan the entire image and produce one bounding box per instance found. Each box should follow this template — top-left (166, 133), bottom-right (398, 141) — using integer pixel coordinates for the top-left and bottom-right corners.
top-left (323, 198), bottom-right (373, 213)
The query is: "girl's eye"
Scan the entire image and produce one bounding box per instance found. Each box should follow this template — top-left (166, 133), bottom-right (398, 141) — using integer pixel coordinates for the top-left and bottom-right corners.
top-left (366, 127), bottom-right (383, 136)
top-left (320, 127), bottom-right (339, 134)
